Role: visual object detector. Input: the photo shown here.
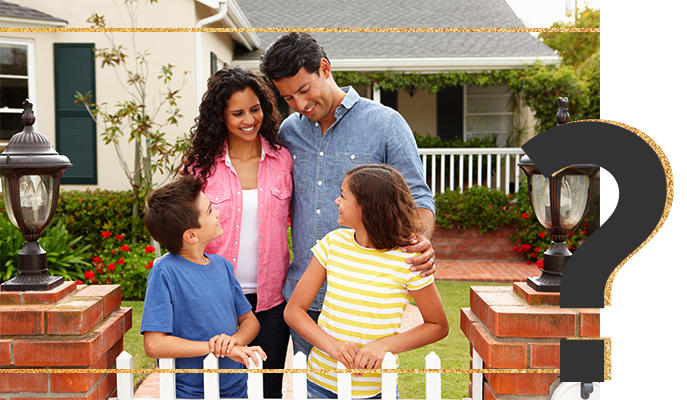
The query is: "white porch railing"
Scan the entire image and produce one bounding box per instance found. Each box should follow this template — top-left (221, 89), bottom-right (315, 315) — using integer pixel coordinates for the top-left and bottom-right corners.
top-left (418, 148), bottom-right (526, 196)
top-left (111, 350), bottom-right (444, 400)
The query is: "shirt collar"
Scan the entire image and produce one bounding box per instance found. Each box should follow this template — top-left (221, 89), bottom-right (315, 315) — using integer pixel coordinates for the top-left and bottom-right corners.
top-left (223, 135), bottom-right (276, 167)
top-left (296, 86), bottom-right (360, 122)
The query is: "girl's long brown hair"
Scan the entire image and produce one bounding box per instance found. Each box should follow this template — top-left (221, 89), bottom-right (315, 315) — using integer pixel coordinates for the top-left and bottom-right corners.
top-left (346, 164), bottom-right (426, 250)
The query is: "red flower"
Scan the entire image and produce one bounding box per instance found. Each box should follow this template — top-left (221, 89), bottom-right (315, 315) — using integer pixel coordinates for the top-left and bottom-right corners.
top-left (582, 230), bottom-right (586, 235)
top-left (513, 245), bottom-right (521, 253)
top-left (97, 268), bottom-right (103, 275)
top-left (538, 231), bottom-right (546, 239)
top-left (526, 260), bottom-right (532, 265)
top-left (117, 257), bottom-right (125, 265)
top-left (115, 234), bottom-right (125, 240)
top-left (76, 279), bottom-right (84, 285)
top-left (121, 245), bottom-right (130, 252)
top-left (535, 247), bottom-right (542, 252)
top-left (92, 256), bottom-right (101, 264)
top-left (521, 212), bottom-right (529, 219)
top-left (144, 245), bottom-right (156, 254)
top-left (568, 231), bottom-right (574, 236)
top-left (145, 260), bottom-right (154, 269)
top-left (101, 231), bottom-right (111, 238)
top-left (536, 259), bottom-right (543, 269)
top-left (111, 249), bottom-right (117, 254)
top-left (108, 263), bottom-right (116, 271)
top-left (530, 252), bottom-right (536, 258)
top-left (84, 270), bottom-right (95, 280)
top-left (522, 244), bottom-right (532, 252)
top-left (582, 222), bottom-right (588, 228)
top-left (509, 193), bottom-right (513, 197)
top-left (106, 277), bottom-right (112, 284)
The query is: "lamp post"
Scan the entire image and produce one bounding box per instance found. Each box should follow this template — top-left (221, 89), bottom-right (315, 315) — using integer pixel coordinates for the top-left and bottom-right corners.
top-left (0, 99), bottom-right (72, 291)
top-left (517, 98), bottom-right (599, 292)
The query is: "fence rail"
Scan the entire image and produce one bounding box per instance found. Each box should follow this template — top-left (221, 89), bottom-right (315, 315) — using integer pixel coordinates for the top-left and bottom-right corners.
top-left (111, 350), bottom-right (443, 400)
top-left (418, 148), bottom-right (526, 196)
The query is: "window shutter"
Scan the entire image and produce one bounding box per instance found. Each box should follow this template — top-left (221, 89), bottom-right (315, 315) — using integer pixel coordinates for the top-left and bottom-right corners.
top-left (54, 43), bottom-right (97, 184)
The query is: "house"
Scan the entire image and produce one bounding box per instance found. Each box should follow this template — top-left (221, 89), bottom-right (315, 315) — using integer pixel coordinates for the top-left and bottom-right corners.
top-left (232, 0), bottom-right (559, 147)
top-left (0, 0), bottom-right (259, 191)
top-left (1, 0), bottom-right (558, 192)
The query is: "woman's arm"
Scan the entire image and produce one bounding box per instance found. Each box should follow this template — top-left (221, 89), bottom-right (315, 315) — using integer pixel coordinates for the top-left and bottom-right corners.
top-left (284, 255), bottom-right (360, 367)
top-left (352, 282), bottom-right (449, 370)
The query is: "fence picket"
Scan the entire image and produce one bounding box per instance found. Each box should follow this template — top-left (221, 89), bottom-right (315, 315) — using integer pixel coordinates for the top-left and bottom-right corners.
top-left (381, 352), bottom-right (397, 400)
top-left (247, 352), bottom-right (264, 400)
top-left (202, 354), bottom-right (219, 400)
top-left (337, 361), bottom-right (352, 400)
top-left (425, 351), bottom-right (441, 400)
top-left (293, 351), bottom-right (308, 400)
top-left (115, 351), bottom-right (134, 400)
top-left (159, 358), bottom-right (176, 399)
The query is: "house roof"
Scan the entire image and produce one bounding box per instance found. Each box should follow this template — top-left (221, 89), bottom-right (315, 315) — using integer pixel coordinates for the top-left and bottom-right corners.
top-left (0, 0), bottom-right (67, 26)
top-left (232, 0), bottom-right (558, 72)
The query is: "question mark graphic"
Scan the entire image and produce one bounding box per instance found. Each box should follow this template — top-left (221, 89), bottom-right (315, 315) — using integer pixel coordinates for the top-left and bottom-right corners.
top-left (522, 120), bottom-right (669, 383)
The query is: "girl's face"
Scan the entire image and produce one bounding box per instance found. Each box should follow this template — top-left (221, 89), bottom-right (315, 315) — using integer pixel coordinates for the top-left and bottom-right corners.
top-left (221, 87), bottom-right (263, 145)
top-left (335, 176), bottom-right (363, 229)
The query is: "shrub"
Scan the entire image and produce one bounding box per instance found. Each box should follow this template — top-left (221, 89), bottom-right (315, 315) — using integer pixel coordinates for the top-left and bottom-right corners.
top-left (434, 186), bottom-right (520, 233)
top-left (85, 232), bottom-right (159, 300)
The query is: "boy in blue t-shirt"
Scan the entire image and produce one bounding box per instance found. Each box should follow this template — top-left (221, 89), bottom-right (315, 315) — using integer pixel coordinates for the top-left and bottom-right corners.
top-left (141, 175), bottom-right (267, 399)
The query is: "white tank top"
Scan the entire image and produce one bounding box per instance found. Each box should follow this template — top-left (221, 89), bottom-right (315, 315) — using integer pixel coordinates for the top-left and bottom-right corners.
top-left (235, 189), bottom-right (259, 294)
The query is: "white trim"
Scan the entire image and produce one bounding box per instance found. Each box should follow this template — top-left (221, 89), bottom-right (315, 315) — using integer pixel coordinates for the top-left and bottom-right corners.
top-left (0, 17), bottom-right (66, 28)
top-left (0, 37), bottom-right (37, 142)
top-left (225, 0), bottom-right (261, 49)
top-left (238, 55), bottom-right (560, 73)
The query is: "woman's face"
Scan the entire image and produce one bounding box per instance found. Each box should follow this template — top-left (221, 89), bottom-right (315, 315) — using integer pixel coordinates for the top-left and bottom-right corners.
top-left (221, 87), bottom-right (263, 145)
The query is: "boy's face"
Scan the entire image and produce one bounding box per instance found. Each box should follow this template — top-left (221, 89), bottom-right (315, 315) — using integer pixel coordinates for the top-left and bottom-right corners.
top-left (193, 192), bottom-right (223, 244)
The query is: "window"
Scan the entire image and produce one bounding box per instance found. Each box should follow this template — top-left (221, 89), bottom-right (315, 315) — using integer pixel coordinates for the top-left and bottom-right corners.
top-left (464, 85), bottom-right (513, 147)
top-left (210, 52), bottom-right (228, 75)
top-left (1, 38), bottom-right (36, 143)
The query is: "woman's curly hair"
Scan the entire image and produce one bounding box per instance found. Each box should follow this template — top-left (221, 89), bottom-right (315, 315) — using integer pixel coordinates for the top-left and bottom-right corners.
top-left (181, 65), bottom-right (282, 180)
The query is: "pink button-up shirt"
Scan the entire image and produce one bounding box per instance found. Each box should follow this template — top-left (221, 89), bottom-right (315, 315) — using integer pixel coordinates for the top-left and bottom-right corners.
top-left (204, 136), bottom-right (293, 313)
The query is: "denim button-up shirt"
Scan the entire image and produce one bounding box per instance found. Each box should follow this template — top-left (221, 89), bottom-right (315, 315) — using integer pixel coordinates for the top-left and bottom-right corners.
top-left (279, 87), bottom-right (435, 311)
top-left (204, 136), bottom-right (293, 313)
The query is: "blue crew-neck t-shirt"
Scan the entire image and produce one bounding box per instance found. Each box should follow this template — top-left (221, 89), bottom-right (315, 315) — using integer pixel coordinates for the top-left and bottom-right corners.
top-left (141, 253), bottom-right (252, 398)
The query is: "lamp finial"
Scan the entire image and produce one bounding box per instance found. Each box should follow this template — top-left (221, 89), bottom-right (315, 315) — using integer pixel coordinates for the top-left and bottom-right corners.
top-left (21, 99), bottom-right (36, 127)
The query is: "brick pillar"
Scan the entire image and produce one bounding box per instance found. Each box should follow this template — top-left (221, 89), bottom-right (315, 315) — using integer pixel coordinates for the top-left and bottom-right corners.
top-left (0, 282), bottom-right (132, 400)
top-left (433, 225), bottom-right (526, 262)
top-left (460, 283), bottom-right (599, 399)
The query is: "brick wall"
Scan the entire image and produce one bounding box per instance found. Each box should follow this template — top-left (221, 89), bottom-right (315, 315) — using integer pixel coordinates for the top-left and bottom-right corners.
top-left (434, 225), bottom-right (526, 261)
top-left (0, 282), bottom-right (132, 400)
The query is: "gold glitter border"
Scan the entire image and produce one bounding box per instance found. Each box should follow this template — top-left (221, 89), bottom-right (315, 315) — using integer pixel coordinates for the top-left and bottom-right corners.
top-left (0, 368), bottom-right (558, 374)
top-left (5, 26), bottom-right (674, 386)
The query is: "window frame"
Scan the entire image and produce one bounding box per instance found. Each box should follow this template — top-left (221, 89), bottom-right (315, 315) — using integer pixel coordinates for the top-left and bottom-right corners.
top-left (0, 37), bottom-right (37, 144)
top-left (463, 84), bottom-right (514, 147)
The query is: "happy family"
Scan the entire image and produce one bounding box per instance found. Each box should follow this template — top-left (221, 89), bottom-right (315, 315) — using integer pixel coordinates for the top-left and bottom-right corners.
top-left (139, 32), bottom-right (449, 399)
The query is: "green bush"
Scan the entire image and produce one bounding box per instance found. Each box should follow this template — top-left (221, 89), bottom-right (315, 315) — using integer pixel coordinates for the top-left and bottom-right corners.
top-left (85, 232), bottom-right (158, 300)
top-left (55, 189), bottom-right (149, 249)
top-left (434, 186), bottom-right (521, 233)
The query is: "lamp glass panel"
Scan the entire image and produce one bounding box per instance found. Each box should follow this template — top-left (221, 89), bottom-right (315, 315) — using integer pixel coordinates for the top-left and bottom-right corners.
top-left (560, 175), bottom-right (590, 229)
top-left (531, 175), bottom-right (553, 229)
top-left (1, 176), bottom-right (19, 228)
top-left (18, 175), bottom-right (54, 230)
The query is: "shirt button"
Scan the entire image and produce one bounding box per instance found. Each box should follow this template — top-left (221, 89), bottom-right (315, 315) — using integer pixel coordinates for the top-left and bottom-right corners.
top-left (215, 197), bottom-right (219, 201)
top-left (316, 209), bottom-right (321, 214)
top-left (259, 188), bottom-right (263, 191)
top-left (260, 237), bottom-right (263, 241)
top-left (293, 155), bottom-right (297, 160)
top-left (319, 151), bottom-right (324, 157)
top-left (236, 225), bottom-right (239, 228)
top-left (351, 155), bottom-right (355, 160)
top-left (315, 122), bottom-right (319, 127)
top-left (238, 208), bottom-right (241, 212)
top-left (234, 241), bottom-right (238, 245)
top-left (260, 220), bottom-right (264, 224)
top-left (317, 181), bottom-right (322, 186)
top-left (232, 258), bottom-right (236, 261)
top-left (238, 191), bottom-right (241, 195)
top-left (260, 204), bottom-right (263, 207)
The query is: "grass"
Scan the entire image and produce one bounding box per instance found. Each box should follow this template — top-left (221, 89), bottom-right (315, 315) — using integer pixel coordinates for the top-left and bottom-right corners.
top-left (121, 281), bottom-right (508, 397)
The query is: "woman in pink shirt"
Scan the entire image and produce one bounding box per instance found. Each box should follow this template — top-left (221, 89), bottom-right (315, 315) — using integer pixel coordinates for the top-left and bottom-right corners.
top-left (182, 66), bottom-right (292, 398)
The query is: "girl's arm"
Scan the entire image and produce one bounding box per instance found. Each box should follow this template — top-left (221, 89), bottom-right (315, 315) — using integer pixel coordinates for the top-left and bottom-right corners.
top-left (284, 255), bottom-right (360, 368)
top-left (353, 282), bottom-right (449, 371)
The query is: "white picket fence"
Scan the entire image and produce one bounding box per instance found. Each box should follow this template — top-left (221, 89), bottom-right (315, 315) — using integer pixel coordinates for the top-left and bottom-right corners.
top-left (418, 148), bottom-right (526, 196)
top-left (112, 350), bottom-right (444, 400)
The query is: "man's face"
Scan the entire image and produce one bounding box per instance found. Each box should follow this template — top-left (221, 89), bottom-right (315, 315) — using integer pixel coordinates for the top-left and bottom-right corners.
top-left (273, 62), bottom-right (333, 123)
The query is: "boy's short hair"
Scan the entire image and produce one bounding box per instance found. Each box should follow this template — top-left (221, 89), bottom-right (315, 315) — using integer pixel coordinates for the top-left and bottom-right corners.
top-left (259, 32), bottom-right (330, 84)
top-left (144, 175), bottom-right (204, 254)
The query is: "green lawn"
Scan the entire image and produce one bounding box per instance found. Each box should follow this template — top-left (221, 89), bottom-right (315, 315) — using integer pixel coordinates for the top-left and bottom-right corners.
top-left (121, 281), bottom-right (508, 397)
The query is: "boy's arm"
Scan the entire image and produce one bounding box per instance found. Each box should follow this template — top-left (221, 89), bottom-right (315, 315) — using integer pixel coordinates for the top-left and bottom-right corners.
top-left (233, 311), bottom-right (260, 346)
top-left (352, 282), bottom-right (449, 370)
top-left (284, 256), bottom-right (360, 368)
top-left (144, 331), bottom-right (215, 359)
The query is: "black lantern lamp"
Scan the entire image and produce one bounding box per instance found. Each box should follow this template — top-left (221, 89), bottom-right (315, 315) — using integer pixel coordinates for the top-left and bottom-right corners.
top-left (517, 98), bottom-right (599, 292)
top-left (0, 100), bottom-right (72, 291)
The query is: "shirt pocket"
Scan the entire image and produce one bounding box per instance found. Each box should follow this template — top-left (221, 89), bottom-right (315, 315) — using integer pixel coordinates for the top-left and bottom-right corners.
top-left (205, 191), bottom-right (232, 223)
top-left (335, 152), bottom-right (374, 177)
top-left (291, 152), bottom-right (307, 193)
top-left (270, 187), bottom-right (292, 220)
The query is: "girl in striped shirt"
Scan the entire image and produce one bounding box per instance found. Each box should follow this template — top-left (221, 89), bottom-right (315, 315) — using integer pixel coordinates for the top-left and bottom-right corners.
top-left (285, 164), bottom-right (449, 399)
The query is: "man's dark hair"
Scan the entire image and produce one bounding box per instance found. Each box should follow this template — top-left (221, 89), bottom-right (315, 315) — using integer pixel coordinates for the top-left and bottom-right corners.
top-left (144, 175), bottom-right (204, 255)
top-left (259, 32), bottom-right (330, 84)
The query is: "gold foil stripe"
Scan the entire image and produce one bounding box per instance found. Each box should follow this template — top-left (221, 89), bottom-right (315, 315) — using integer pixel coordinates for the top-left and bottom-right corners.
top-left (0, 368), bottom-right (559, 374)
top-left (0, 28), bottom-right (599, 33)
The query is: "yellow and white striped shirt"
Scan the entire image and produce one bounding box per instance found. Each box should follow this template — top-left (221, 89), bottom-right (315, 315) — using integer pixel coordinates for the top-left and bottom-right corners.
top-left (307, 228), bottom-right (434, 398)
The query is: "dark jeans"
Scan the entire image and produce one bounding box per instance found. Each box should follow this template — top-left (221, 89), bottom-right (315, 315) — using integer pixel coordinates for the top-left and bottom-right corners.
top-left (244, 294), bottom-right (290, 399)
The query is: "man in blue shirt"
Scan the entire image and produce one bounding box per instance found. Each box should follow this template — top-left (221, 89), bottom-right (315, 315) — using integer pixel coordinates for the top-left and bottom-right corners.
top-left (260, 32), bottom-right (436, 356)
